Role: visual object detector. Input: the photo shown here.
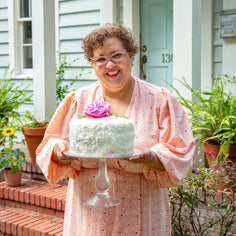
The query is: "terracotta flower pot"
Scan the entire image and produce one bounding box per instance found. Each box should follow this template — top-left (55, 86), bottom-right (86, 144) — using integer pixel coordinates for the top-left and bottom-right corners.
top-left (4, 168), bottom-right (22, 187)
top-left (202, 142), bottom-right (220, 167)
top-left (203, 141), bottom-right (236, 192)
top-left (203, 141), bottom-right (236, 166)
top-left (227, 145), bottom-right (236, 162)
top-left (22, 122), bottom-right (48, 163)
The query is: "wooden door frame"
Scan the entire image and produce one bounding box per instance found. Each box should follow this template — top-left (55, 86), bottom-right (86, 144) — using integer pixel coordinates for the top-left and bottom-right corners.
top-left (123, 0), bottom-right (194, 101)
top-left (100, 0), bottom-right (140, 77)
top-left (123, 0), bottom-right (140, 78)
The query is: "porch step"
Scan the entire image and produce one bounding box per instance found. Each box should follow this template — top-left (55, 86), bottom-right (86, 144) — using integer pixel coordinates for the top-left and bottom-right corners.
top-left (0, 179), bottom-right (67, 235)
top-left (0, 206), bottom-right (64, 236)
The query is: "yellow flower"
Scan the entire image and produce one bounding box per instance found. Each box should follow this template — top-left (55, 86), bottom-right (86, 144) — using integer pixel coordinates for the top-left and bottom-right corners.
top-left (2, 127), bottom-right (15, 136)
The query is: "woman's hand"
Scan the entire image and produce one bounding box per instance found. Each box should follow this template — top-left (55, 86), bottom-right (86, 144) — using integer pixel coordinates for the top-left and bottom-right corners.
top-left (128, 148), bottom-right (165, 172)
top-left (53, 141), bottom-right (77, 165)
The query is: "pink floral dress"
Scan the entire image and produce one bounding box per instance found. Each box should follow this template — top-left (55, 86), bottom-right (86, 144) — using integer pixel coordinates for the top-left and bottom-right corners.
top-left (36, 77), bottom-right (195, 236)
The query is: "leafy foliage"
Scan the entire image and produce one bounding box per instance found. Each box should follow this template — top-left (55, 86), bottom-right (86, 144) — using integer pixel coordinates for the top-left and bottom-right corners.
top-left (0, 66), bottom-right (32, 118)
top-left (0, 148), bottom-right (27, 175)
top-left (0, 117), bottom-right (28, 174)
top-left (56, 53), bottom-right (76, 105)
top-left (170, 164), bottom-right (236, 236)
top-left (21, 110), bottom-right (49, 128)
top-left (170, 75), bottom-right (236, 159)
top-left (56, 53), bottom-right (92, 106)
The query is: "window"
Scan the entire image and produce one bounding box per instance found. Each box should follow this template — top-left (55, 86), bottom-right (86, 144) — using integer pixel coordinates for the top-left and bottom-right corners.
top-left (9, 0), bottom-right (33, 76)
top-left (18, 0), bottom-right (32, 71)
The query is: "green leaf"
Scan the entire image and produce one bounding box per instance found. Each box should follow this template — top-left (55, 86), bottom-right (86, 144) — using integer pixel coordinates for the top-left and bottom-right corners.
top-left (10, 148), bottom-right (21, 159)
top-left (0, 66), bottom-right (32, 117)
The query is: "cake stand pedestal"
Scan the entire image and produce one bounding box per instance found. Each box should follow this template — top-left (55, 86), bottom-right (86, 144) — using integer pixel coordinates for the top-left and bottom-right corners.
top-left (63, 149), bottom-right (140, 207)
top-left (84, 158), bottom-right (120, 207)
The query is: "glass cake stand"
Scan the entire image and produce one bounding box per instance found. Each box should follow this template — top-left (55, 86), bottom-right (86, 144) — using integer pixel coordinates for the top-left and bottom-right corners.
top-left (63, 149), bottom-right (141, 207)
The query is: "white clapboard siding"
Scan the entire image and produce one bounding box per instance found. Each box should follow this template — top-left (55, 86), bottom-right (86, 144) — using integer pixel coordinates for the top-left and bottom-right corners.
top-left (1, 74), bottom-right (33, 99)
top-left (18, 102), bottom-right (34, 114)
top-left (0, 42), bottom-right (9, 54)
top-left (63, 53), bottom-right (90, 67)
top-left (60, 78), bottom-right (97, 91)
top-left (0, 0), bottom-right (7, 8)
top-left (62, 79), bottom-right (98, 98)
top-left (59, 0), bottom-right (100, 14)
top-left (0, 19), bottom-right (8, 31)
top-left (0, 7), bottom-right (8, 20)
top-left (60, 39), bottom-right (84, 53)
top-left (58, 0), bottom-right (101, 93)
top-left (10, 78), bottom-right (34, 91)
top-left (0, 68), bottom-right (6, 77)
top-left (0, 31), bottom-right (8, 43)
top-left (0, 0), bottom-right (9, 73)
top-left (0, 55), bottom-right (9, 67)
top-left (212, 0), bottom-right (223, 76)
top-left (64, 67), bottom-right (95, 80)
top-left (59, 25), bottom-right (99, 40)
top-left (60, 11), bottom-right (100, 27)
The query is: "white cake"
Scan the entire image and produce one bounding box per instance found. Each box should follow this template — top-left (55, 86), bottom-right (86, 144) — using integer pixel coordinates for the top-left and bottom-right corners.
top-left (69, 116), bottom-right (135, 158)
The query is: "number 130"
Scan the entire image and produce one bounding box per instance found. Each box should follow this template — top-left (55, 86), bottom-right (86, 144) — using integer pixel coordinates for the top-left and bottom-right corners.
top-left (161, 53), bottom-right (173, 63)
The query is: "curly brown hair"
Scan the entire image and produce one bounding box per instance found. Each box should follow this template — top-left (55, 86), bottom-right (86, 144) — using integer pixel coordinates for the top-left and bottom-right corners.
top-left (82, 23), bottom-right (139, 62)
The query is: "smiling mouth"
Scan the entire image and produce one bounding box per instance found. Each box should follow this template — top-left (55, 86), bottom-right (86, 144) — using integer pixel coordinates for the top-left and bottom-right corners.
top-left (106, 70), bottom-right (120, 78)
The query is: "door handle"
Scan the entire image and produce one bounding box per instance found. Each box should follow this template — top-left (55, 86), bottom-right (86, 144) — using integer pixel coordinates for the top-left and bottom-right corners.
top-left (142, 45), bottom-right (147, 52)
top-left (140, 55), bottom-right (147, 80)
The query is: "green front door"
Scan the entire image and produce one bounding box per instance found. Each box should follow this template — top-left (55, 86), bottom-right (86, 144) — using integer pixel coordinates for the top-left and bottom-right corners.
top-left (140, 0), bottom-right (173, 88)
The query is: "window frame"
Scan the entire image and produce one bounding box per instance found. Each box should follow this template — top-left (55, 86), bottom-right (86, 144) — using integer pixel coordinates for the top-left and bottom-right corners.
top-left (8, 0), bottom-right (33, 77)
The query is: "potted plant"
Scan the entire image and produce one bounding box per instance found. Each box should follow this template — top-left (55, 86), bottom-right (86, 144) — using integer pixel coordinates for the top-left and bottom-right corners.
top-left (0, 66), bottom-right (32, 119)
top-left (171, 75), bottom-right (236, 163)
top-left (21, 110), bottom-right (49, 163)
top-left (170, 75), bottom-right (236, 191)
top-left (0, 117), bottom-right (28, 186)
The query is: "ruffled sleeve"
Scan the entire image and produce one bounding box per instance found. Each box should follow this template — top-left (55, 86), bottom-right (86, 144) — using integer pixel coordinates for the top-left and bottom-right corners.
top-left (36, 92), bottom-right (81, 184)
top-left (142, 88), bottom-right (195, 188)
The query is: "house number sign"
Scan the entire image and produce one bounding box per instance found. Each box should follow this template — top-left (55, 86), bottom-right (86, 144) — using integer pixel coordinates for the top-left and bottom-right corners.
top-left (161, 53), bottom-right (173, 63)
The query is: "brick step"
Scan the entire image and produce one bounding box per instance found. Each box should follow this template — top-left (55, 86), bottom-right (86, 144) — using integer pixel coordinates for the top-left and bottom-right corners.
top-left (0, 205), bottom-right (63, 235)
top-left (0, 179), bottom-right (66, 215)
top-left (0, 179), bottom-right (67, 235)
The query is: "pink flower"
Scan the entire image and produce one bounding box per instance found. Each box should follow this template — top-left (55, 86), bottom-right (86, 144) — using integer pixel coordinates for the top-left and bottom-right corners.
top-left (209, 151), bottom-right (215, 156)
top-left (108, 152), bottom-right (114, 158)
top-left (209, 151), bottom-right (216, 160)
top-left (84, 101), bottom-right (111, 118)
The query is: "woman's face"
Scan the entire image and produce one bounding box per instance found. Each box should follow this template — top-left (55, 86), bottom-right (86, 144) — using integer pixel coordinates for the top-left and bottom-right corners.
top-left (92, 37), bottom-right (133, 94)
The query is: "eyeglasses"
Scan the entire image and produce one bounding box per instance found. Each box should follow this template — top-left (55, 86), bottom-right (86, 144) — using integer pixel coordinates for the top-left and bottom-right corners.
top-left (90, 49), bottom-right (127, 67)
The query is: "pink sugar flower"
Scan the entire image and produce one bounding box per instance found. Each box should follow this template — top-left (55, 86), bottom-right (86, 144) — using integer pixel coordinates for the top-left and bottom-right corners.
top-left (84, 101), bottom-right (111, 118)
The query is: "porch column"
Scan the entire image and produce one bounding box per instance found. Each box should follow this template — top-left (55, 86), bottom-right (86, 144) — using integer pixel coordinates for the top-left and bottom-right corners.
top-left (201, 0), bottom-right (213, 90)
top-left (100, 0), bottom-right (117, 24)
top-left (173, 0), bottom-right (193, 100)
top-left (222, 0), bottom-right (236, 78)
top-left (123, 0), bottom-right (140, 78)
top-left (32, 0), bottom-right (56, 120)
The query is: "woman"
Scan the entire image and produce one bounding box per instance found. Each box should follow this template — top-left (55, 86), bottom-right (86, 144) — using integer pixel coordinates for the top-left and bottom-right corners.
top-left (36, 23), bottom-right (195, 236)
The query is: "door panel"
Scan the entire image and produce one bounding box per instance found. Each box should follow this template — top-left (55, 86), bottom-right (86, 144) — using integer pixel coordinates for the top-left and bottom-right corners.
top-left (140, 0), bottom-right (173, 88)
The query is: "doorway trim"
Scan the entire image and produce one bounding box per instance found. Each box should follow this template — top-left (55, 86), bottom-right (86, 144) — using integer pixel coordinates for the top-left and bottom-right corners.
top-left (123, 0), bottom-right (140, 78)
top-left (123, 0), bottom-right (193, 101)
